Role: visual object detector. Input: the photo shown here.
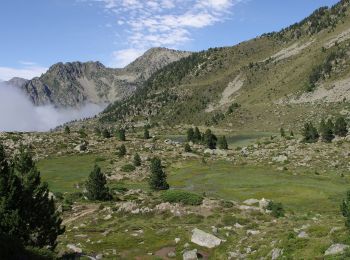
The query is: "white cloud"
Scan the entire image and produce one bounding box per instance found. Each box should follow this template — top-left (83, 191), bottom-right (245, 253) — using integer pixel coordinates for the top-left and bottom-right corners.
top-left (0, 64), bottom-right (48, 81)
top-left (85, 0), bottom-right (244, 67)
top-left (111, 48), bottom-right (145, 68)
top-left (0, 82), bottom-right (105, 132)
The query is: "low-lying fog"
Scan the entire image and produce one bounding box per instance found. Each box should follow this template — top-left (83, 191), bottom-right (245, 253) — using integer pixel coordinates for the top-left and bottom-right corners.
top-left (0, 83), bottom-right (105, 132)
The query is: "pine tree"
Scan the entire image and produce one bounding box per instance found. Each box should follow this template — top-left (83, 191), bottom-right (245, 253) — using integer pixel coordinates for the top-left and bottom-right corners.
top-left (280, 127), bottom-right (285, 138)
top-left (184, 143), bottom-right (192, 152)
top-left (94, 127), bottom-right (101, 136)
top-left (320, 119), bottom-right (334, 142)
top-left (341, 190), bottom-right (350, 228)
top-left (193, 127), bottom-right (201, 143)
top-left (334, 116), bottom-right (348, 137)
top-left (187, 128), bottom-right (195, 142)
top-left (117, 144), bottom-right (126, 157)
top-left (149, 157), bottom-right (169, 190)
top-left (117, 128), bottom-right (126, 141)
top-left (204, 129), bottom-right (217, 149)
top-left (64, 126), bottom-right (70, 134)
top-left (85, 165), bottom-right (111, 201)
top-left (144, 128), bottom-right (150, 139)
top-left (102, 128), bottom-right (111, 138)
top-left (0, 145), bottom-right (64, 252)
top-left (133, 153), bottom-right (141, 167)
top-left (218, 136), bottom-right (228, 150)
top-left (302, 122), bottom-right (319, 143)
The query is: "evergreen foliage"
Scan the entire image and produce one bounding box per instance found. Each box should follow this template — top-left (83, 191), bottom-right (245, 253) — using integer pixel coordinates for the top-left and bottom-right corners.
top-left (218, 136), bottom-right (228, 150)
top-left (149, 157), bottom-right (169, 191)
top-left (320, 119), bottom-right (335, 142)
top-left (187, 128), bottom-right (195, 142)
top-left (64, 126), bottom-right (70, 134)
top-left (341, 190), bottom-right (350, 228)
top-left (102, 129), bottom-right (111, 139)
top-left (0, 144), bottom-right (64, 256)
top-left (133, 153), bottom-right (141, 167)
top-left (302, 122), bottom-right (319, 143)
top-left (117, 144), bottom-right (126, 157)
top-left (144, 128), bottom-right (150, 139)
top-left (85, 165), bottom-right (111, 201)
top-left (184, 143), bottom-right (192, 152)
top-left (203, 129), bottom-right (217, 149)
top-left (334, 116), bottom-right (348, 137)
top-left (117, 128), bottom-right (126, 141)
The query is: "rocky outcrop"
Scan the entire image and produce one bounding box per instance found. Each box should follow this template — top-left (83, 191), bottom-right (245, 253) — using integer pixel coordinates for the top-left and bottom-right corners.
top-left (18, 48), bottom-right (191, 108)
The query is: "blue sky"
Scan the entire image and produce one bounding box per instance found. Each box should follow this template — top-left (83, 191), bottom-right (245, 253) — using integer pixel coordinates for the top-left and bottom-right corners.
top-left (0, 0), bottom-right (340, 80)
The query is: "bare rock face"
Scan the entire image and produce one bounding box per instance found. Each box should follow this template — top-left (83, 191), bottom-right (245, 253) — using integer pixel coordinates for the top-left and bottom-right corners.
top-left (191, 228), bottom-right (222, 248)
top-left (324, 244), bottom-right (349, 256)
top-left (17, 48), bottom-right (191, 108)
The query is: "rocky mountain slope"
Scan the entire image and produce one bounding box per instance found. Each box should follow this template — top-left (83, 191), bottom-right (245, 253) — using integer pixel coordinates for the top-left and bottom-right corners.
top-left (101, 0), bottom-right (350, 131)
top-left (9, 48), bottom-right (190, 107)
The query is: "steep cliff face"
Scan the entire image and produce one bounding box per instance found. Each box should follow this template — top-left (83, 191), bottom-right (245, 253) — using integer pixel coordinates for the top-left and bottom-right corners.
top-left (15, 48), bottom-right (191, 107)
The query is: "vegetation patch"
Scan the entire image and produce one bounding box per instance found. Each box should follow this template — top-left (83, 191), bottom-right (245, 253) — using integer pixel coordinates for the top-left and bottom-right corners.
top-left (161, 190), bottom-right (203, 205)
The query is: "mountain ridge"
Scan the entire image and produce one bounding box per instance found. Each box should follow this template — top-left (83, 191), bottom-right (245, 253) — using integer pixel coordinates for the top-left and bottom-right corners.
top-left (6, 48), bottom-right (191, 108)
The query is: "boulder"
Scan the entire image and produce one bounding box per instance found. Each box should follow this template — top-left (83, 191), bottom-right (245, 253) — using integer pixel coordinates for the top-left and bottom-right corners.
top-left (66, 244), bottom-right (82, 254)
top-left (243, 198), bottom-right (259, 205)
top-left (191, 228), bottom-right (222, 248)
top-left (183, 249), bottom-right (198, 260)
top-left (271, 248), bottom-right (283, 260)
top-left (324, 244), bottom-right (349, 256)
top-left (272, 155), bottom-right (288, 163)
top-left (297, 231), bottom-right (309, 239)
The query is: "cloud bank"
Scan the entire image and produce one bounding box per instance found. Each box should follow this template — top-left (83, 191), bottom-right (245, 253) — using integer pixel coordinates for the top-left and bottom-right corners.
top-left (86, 0), bottom-right (244, 67)
top-left (0, 83), bottom-right (104, 132)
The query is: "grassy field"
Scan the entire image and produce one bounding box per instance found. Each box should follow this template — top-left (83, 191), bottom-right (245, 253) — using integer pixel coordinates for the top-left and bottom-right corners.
top-left (168, 160), bottom-right (350, 214)
top-left (164, 132), bottom-right (275, 148)
top-left (37, 154), bottom-right (108, 193)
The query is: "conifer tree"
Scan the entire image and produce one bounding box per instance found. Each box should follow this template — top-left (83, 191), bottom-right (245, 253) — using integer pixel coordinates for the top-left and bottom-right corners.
top-left (204, 129), bottom-right (217, 149)
top-left (302, 122), bottom-right (319, 143)
top-left (193, 127), bottom-right (201, 143)
top-left (218, 136), bottom-right (228, 150)
top-left (0, 145), bottom-right (64, 252)
top-left (102, 128), bottom-right (111, 138)
top-left (117, 144), bottom-right (126, 157)
top-left (334, 116), bottom-right (348, 137)
top-left (85, 165), bottom-right (111, 201)
top-left (64, 125), bottom-right (70, 134)
top-left (184, 143), bottom-right (192, 152)
top-left (117, 128), bottom-right (126, 141)
top-left (187, 128), bottom-right (195, 142)
top-left (320, 119), bottom-right (334, 142)
top-left (133, 153), bottom-right (141, 167)
top-left (144, 128), bottom-right (150, 139)
top-left (149, 157), bottom-right (169, 190)
top-left (280, 127), bottom-right (285, 138)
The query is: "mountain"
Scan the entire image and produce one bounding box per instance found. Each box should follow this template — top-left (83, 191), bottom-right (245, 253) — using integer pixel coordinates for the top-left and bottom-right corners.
top-left (4, 77), bottom-right (29, 88)
top-left (101, 0), bottom-right (350, 131)
top-left (15, 48), bottom-right (191, 107)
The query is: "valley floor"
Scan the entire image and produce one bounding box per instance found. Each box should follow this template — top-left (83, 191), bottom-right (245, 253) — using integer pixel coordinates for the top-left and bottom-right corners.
top-left (1, 126), bottom-right (350, 259)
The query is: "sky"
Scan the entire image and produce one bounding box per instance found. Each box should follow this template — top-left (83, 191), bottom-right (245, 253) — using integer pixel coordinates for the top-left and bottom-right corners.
top-left (0, 0), bottom-right (340, 80)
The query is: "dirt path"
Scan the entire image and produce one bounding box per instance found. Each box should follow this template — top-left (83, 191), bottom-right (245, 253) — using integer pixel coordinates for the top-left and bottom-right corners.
top-left (63, 204), bottom-right (99, 225)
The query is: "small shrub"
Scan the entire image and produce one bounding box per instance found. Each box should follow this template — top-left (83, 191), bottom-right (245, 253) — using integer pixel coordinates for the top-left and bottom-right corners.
top-left (161, 190), bottom-right (203, 205)
top-left (267, 201), bottom-right (285, 218)
top-left (121, 164), bottom-right (136, 172)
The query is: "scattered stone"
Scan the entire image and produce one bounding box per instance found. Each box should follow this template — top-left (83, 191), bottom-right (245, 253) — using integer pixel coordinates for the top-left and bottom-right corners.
top-left (247, 230), bottom-right (260, 236)
top-left (297, 231), bottom-right (309, 239)
top-left (183, 249), bottom-right (198, 260)
top-left (271, 248), bottom-right (283, 260)
top-left (324, 244), bottom-right (349, 256)
top-left (243, 198), bottom-right (259, 205)
top-left (273, 155), bottom-right (288, 163)
top-left (168, 251), bottom-right (176, 258)
top-left (191, 228), bottom-right (222, 248)
top-left (66, 244), bottom-right (82, 254)
top-left (175, 238), bottom-right (181, 244)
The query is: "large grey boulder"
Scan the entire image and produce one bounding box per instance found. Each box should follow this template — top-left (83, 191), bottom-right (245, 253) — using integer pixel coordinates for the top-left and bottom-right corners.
top-left (66, 244), bottom-right (82, 254)
top-left (324, 244), bottom-right (349, 256)
top-left (191, 228), bottom-right (222, 248)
